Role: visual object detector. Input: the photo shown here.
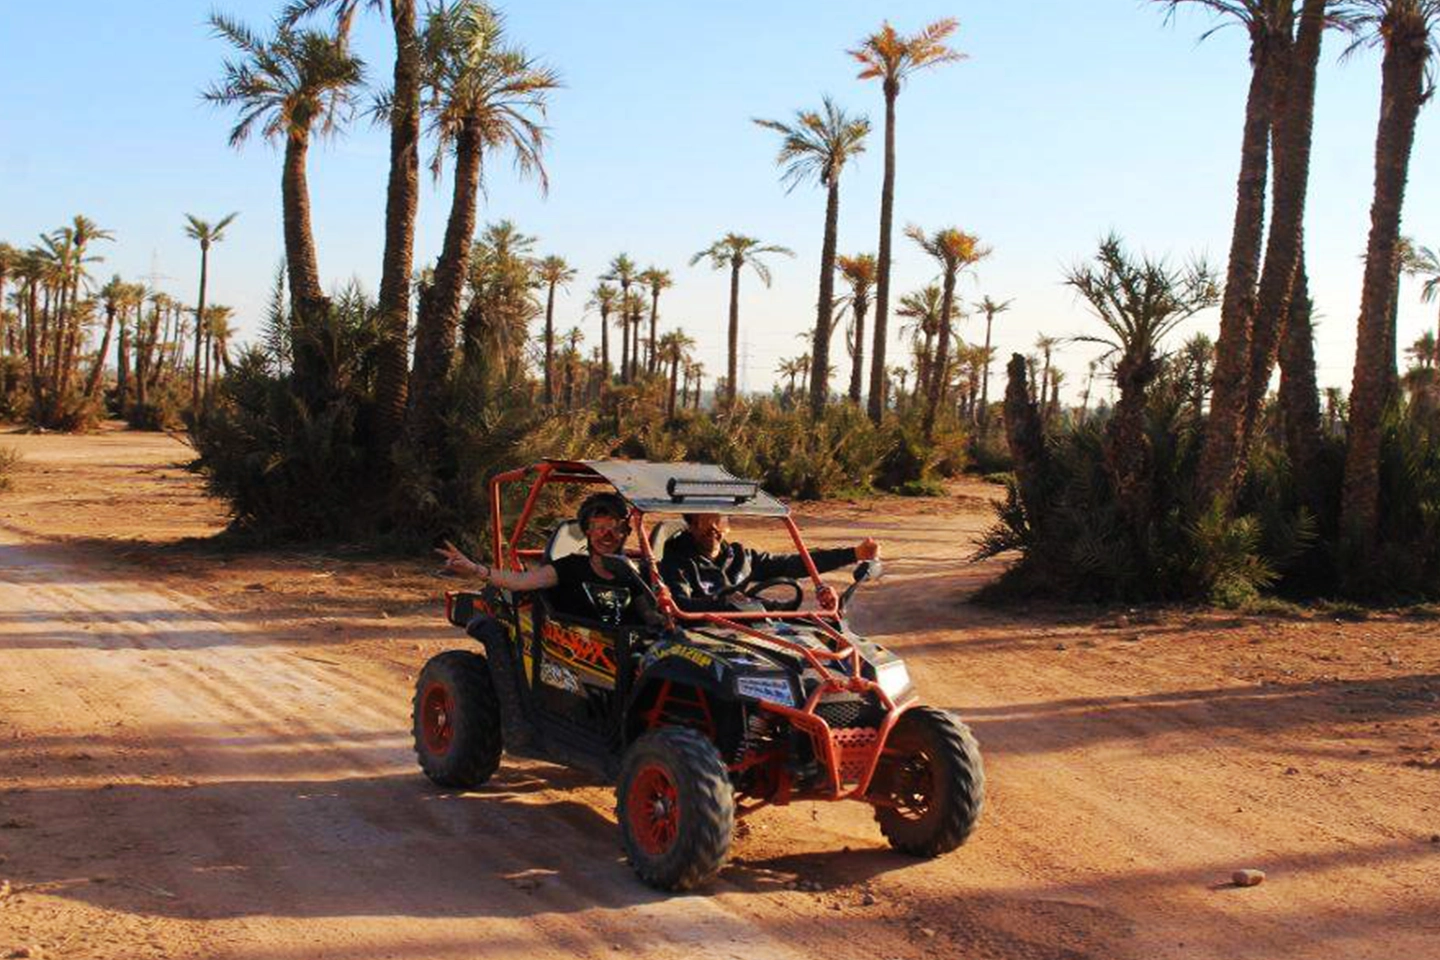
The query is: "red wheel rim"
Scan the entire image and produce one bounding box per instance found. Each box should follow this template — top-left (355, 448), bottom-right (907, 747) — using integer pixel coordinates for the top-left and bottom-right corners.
top-left (627, 762), bottom-right (680, 855)
top-left (420, 681), bottom-right (455, 755)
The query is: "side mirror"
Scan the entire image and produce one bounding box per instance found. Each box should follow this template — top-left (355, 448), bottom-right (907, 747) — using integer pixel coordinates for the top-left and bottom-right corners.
top-left (839, 559), bottom-right (883, 612)
top-left (854, 559), bottom-right (883, 583)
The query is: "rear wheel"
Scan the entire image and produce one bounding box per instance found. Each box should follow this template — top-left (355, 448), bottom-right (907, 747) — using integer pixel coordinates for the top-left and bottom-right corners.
top-left (412, 651), bottom-right (502, 788)
top-left (616, 727), bottom-right (734, 891)
top-left (871, 706), bottom-right (984, 856)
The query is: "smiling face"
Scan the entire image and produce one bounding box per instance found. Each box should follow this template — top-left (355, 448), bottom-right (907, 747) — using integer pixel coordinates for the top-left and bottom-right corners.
top-left (686, 513), bottom-right (729, 559)
top-left (583, 510), bottom-right (631, 556)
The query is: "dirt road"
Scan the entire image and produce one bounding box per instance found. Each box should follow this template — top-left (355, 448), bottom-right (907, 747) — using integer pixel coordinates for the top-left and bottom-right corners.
top-left (1, 428), bottom-right (1437, 959)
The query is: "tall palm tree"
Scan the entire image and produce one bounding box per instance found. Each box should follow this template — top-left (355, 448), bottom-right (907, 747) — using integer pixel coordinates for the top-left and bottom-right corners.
top-left (639, 266), bottom-right (673, 376)
top-left (690, 233), bottom-right (794, 408)
top-left (687, 361), bottom-right (705, 410)
top-left (850, 18), bottom-right (965, 423)
top-left (601, 254), bottom-right (638, 380)
top-left (407, 1), bottom-right (558, 444)
top-left (561, 325), bottom-right (583, 407)
top-left (536, 254), bottom-right (575, 404)
top-left (587, 282), bottom-right (618, 382)
top-left (973, 294), bottom-right (1013, 432)
top-left (1341, 0), bottom-right (1440, 553)
top-left (620, 290), bottom-right (647, 384)
top-left (283, 0), bottom-right (424, 450)
top-left (906, 225), bottom-right (990, 440)
top-left (204, 14), bottom-right (363, 400)
top-left (1155, 0), bottom-right (1300, 505)
top-left (206, 304), bottom-right (237, 378)
top-left (183, 212), bottom-right (239, 413)
top-left (835, 253), bottom-right (878, 404)
top-left (755, 97), bottom-right (870, 416)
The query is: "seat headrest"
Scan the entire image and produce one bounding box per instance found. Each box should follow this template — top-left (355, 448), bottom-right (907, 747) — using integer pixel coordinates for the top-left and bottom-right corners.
top-left (544, 519), bottom-right (588, 563)
top-left (648, 519), bottom-right (688, 564)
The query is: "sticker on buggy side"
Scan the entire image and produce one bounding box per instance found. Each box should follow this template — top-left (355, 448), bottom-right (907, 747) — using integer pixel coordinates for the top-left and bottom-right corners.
top-left (540, 659), bottom-right (582, 694)
top-left (541, 620), bottom-right (617, 680)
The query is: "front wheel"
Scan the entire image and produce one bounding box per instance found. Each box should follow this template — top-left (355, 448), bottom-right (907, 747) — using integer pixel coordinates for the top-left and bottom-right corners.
top-left (871, 706), bottom-right (984, 856)
top-left (412, 650), bottom-right (503, 789)
top-left (616, 727), bottom-right (735, 891)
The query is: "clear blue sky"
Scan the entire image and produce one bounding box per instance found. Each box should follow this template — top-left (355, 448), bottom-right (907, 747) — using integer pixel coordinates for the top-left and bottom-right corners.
top-left (2, 1), bottom-right (1436, 399)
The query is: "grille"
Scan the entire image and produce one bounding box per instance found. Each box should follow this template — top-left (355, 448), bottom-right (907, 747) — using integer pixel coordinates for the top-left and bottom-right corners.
top-left (815, 698), bottom-right (867, 729)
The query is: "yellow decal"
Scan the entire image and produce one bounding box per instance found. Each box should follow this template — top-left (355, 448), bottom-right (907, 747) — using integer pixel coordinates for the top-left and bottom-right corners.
top-left (664, 646), bottom-right (714, 670)
top-left (542, 620), bottom-right (617, 676)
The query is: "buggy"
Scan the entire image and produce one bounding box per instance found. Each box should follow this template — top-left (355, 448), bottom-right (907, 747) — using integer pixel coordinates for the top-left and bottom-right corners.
top-left (413, 459), bottom-right (984, 890)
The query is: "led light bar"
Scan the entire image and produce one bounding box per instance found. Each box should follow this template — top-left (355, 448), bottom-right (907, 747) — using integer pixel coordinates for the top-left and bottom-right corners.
top-left (666, 477), bottom-right (760, 503)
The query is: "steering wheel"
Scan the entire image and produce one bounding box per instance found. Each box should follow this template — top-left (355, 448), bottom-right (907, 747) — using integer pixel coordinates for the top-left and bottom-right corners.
top-left (715, 577), bottom-right (804, 612)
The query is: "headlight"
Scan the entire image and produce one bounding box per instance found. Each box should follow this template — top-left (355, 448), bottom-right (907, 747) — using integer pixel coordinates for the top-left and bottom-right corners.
top-left (736, 676), bottom-right (795, 707)
top-left (874, 659), bottom-right (911, 699)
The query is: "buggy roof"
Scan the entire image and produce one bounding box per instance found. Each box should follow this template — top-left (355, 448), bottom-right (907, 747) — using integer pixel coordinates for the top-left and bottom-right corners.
top-left (543, 459), bottom-right (789, 516)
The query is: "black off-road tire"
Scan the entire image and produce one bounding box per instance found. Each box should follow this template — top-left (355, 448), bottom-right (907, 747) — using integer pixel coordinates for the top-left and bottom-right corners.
top-left (616, 727), bottom-right (735, 891)
top-left (412, 650), bottom-right (503, 789)
top-left (872, 706), bottom-right (984, 856)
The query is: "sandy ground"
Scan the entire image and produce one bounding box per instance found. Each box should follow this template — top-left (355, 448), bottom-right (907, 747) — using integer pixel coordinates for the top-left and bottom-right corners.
top-left (0, 423), bottom-right (1437, 960)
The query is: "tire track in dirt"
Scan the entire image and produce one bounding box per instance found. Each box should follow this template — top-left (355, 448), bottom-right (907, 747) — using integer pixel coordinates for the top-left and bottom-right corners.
top-left (0, 529), bottom-right (860, 960)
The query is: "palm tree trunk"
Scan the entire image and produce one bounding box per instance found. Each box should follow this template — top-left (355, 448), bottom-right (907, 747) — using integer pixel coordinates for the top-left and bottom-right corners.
top-left (810, 179), bottom-right (841, 417)
top-left (867, 81), bottom-right (898, 424)
top-left (648, 292), bottom-right (660, 376)
top-left (410, 120), bottom-right (482, 446)
top-left (619, 311), bottom-right (631, 385)
top-left (1243, 0), bottom-right (1324, 453)
top-left (374, 0), bottom-right (420, 451)
top-left (192, 243), bottom-right (209, 413)
top-left (282, 129), bottom-right (329, 402)
top-left (543, 279), bottom-right (557, 404)
top-left (599, 307), bottom-right (611, 381)
top-left (1003, 353), bottom-right (1049, 535)
top-left (979, 312), bottom-right (995, 432)
top-left (667, 354), bottom-right (679, 419)
top-left (726, 260), bottom-right (741, 407)
top-left (83, 300), bottom-right (117, 400)
top-left (923, 267), bottom-right (957, 441)
top-left (117, 308), bottom-right (130, 413)
top-left (1279, 249), bottom-right (1321, 502)
top-left (1342, 18), bottom-right (1427, 551)
top-left (1197, 29), bottom-right (1283, 508)
top-left (848, 288), bottom-right (868, 404)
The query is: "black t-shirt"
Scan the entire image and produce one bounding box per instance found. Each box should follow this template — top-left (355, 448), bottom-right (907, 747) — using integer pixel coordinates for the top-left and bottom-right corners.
top-left (547, 554), bottom-right (649, 626)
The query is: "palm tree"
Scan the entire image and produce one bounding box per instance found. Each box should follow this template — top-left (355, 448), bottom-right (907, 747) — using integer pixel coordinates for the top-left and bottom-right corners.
top-left (638, 267), bottom-right (673, 376)
top-left (587, 282), bottom-right (618, 383)
top-left (687, 360), bottom-right (705, 410)
top-left (690, 233), bottom-right (794, 408)
top-left (283, 0), bottom-right (424, 450)
top-left (84, 275), bottom-right (126, 401)
top-left (906, 225), bottom-right (990, 440)
top-left (835, 253), bottom-right (878, 404)
top-left (407, 1), bottom-right (558, 444)
top-left (561, 325), bottom-right (583, 407)
top-left (206, 304), bottom-right (237, 379)
top-left (204, 14), bottom-right (362, 402)
top-left (973, 294), bottom-right (1013, 432)
top-left (601, 255), bottom-right (638, 380)
top-left (1035, 333), bottom-right (1060, 426)
top-left (755, 98), bottom-right (870, 416)
top-left (183, 212), bottom-right (239, 412)
top-left (620, 290), bottom-right (648, 384)
top-left (1067, 235), bottom-right (1218, 536)
top-left (850, 18), bottom-right (965, 423)
top-left (1154, 0), bottom-right (1299, 506)
top-left (1407, 243), bottom-right (1440, 345)
top-left (1342, 0), bottom-right (1440, 553)
top-left (898, 284), bottom-right (943, 400)
top-left (536, 254), bottom-right (575, 404)
top-left (658, 328), bottom-right (696, 419)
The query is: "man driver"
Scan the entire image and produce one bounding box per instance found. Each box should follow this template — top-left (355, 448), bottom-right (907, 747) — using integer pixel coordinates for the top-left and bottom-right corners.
top-left (659, 512), bottom-right (879, 612)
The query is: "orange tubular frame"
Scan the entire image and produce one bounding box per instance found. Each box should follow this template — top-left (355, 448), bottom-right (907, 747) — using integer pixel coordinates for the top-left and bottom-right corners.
top-left (482, 462), bottom-right (911, 805)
